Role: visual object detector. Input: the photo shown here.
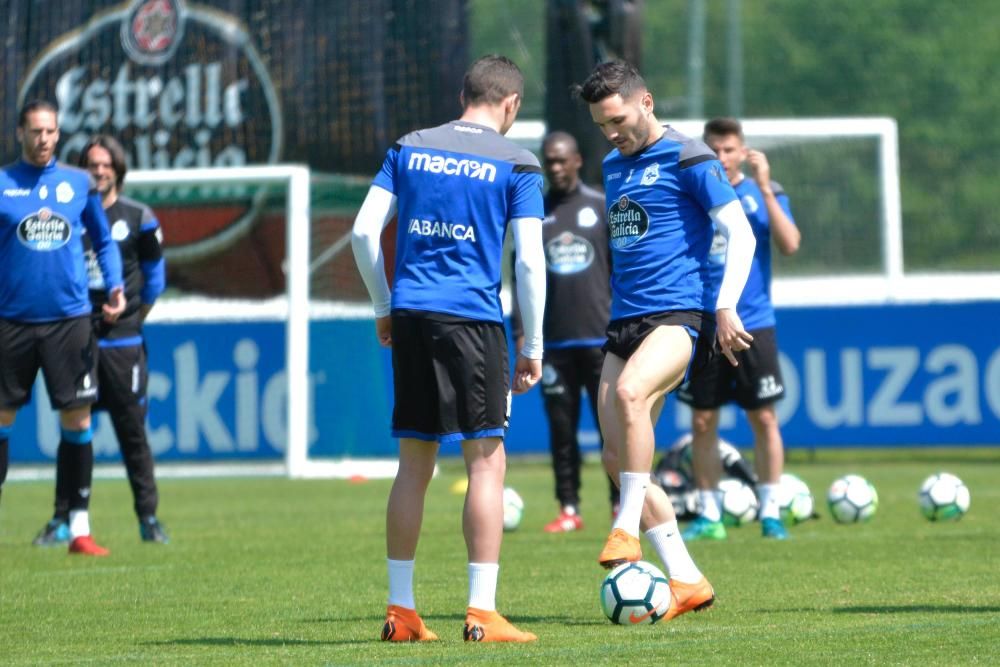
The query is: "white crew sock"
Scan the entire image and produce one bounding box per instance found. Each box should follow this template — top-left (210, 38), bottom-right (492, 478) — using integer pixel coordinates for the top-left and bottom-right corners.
top-left (468, 562), bottom-right (499, 611)
top-left (68, 509), bottom-right (90, 539)
top-left (387, 558), bottom-right (415, 609)
top-left (612, 471), bottom-right (649, 537)
top-left (645, 520), bottom-right (703, 584)
top-left (699, 489), bottom-right (722, 523)
top-left (758, 483), bottom-right (780, 520)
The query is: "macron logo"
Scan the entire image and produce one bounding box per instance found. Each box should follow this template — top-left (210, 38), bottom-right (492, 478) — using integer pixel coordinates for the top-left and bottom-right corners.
top-left (4, 188), bottom-right (31, 197)
top-left (407, 152), bottom-right (497, 183)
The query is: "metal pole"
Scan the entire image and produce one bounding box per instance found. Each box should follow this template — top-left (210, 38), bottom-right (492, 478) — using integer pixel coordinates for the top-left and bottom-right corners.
top-left (727, 0), bottom-right (743, 117)
top-left (686, 0), bottom-right (706, 118)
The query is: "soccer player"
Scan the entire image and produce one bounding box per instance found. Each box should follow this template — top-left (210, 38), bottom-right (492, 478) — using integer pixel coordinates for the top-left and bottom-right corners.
top-left (33, 135), bottom-right (168, 547)
top-left (352, 55), bottom-right (546, 643)
top-left (678, 118), bottom-right (801, 541)
top-left (511, 131), bottom-right (619, 532)
top-left (576, 62), bottom-right (756, 619)
top-left (0, 100), bottom-right (125, 556)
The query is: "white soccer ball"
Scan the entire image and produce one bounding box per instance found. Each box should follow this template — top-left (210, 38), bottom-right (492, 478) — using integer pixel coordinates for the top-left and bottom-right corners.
top-left (718, 478), bottom-right (758, 526)
top-left (827, 474), bottom-right (878, 523)
top-left (918, 472), bottom-right (970, 521)
top-left (599, 560), bottom-right (671, 625)
top-left (502, 487), bottom-right (524, 531)
top-left (777, 473), bottom-right (815, 524)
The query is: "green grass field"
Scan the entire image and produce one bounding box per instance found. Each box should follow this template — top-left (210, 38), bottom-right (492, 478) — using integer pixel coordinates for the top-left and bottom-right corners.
top-left (1, 449), bottom-right (998, 665)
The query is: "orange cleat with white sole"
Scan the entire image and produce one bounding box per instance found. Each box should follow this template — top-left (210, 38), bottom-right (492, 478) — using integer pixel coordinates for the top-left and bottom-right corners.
top-left (463, 608), bottom-right (537, 642)
top-left (380, 604), bottom-right (439, 641)
top-left (598, 527), bottom-right (641, 569)
top-left (68, 535), bottom-right (109, 556)
top-left (663, 576), bottom-right (715, 621)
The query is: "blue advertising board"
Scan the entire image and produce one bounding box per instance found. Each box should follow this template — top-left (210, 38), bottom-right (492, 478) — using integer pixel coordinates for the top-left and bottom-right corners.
top-left (7, 301), bottom-right (999, 464)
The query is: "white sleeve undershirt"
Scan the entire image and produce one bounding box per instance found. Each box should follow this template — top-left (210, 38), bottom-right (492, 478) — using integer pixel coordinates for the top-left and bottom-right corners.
top-left (709, 199), bottom-right (756, 312)
top-left (511, 216), bottom-right (546, 359)
top-left (350, 185), bottom-right (397, 317)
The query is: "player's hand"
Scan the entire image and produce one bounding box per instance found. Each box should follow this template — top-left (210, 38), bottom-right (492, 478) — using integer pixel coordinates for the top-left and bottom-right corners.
top-left (716, 308), bottom-right (753, 367)
top-left (375, 316), bottom-right (392, 347)
top-left (102, 287), bottom-right (126, 322)
top-left (747, 149), bottom-right (771, 190)
top-left (512, 354), bottom-right (542, 394)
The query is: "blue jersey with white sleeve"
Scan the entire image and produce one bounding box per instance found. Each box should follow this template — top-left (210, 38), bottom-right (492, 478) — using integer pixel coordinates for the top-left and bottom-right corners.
top-left (602, 127), bottom-right (738, 321)
top-left (0, 159), bottom-right (123, 322)
top-left (706, 178), bottom-right (794, 330)
top-left (372, 120), bottom-right (544, 322)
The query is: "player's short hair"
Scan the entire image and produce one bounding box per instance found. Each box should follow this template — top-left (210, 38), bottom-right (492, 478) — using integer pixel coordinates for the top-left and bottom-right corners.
top-left (704, 117), bottom-right (745, 141)
top-left (542, 130), bottom-right (580, 155)
top-left (462, 55), bottom-right (524, 107)
top-left (78, 135), bottom-right (128, 189)
top-left (575, 60), bottom-right (647, 104)
top-left (18, 100), bottom-right (58, 127)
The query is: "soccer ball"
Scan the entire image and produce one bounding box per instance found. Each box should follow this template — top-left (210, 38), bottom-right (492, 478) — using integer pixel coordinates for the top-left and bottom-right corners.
top-left (718, 478), bottom-right (758, 526)
top-left (827, 474), bottom-right (878, 523)
top-left (599, 560), bottom-right (671, 625)
top-left (777, 473), bottom-right (815, 524)
top-left (502, 487), bottom-right (524, 531)
top-left (918, 472), bottom-right (970, 521)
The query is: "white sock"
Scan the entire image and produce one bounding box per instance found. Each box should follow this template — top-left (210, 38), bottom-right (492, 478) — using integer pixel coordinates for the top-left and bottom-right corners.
top-left (468, 562), bottom-right (499, 611)
top-left (698, 489), bottom-right (722, 523)
top-left (645, 520), bottom-right (703, 584)
top-left (387, 559), bottom-right (415, 609)
top-left (758, 483), bottom-right (780, 520)
top-left (68, 510), bottom-right (90, 539)
top-left (612, 471), bottom-right (649, 537)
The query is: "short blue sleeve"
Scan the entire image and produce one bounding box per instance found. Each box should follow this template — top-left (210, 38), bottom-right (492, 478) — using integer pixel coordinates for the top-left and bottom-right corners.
top-left (681, 159), bottom-right (738, 213)
top-left (371, 145), bottom-right (399, 194)
top-left (508, 171), bottom-right (544, 220)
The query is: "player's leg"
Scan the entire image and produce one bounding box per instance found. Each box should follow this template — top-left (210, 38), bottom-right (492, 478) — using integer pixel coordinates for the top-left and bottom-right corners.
top-left (101, 343), bottom-right (165, 542)
top-left (582, 346), bottom-right (619, 517)
top-left (684, 408), bottom-right (727, 540)
top-left (381, 314), bottom-right (439, 641)
top-left (0, 320), bottom-right (41, 511)
top-left (39, 317), bottom-right (107, 556)
top-left (734, 327), bottom-right (788, 539)
top-left (599, 325), bottom-right (692, 564)
top-left (541, 350), bottom-right (584, 531)
top-left (0, 409), bottom-right (13, 509)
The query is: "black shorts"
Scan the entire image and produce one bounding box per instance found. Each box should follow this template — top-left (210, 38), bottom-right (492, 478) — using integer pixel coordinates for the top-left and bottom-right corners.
top-left (0, 316), bottom-right (98, 410)
top-left (603, 310), bottom-right (712, 361)
top-left (678, 326), bottom-right (786, 410)
top-left (390, 310), bottom-right (510, 443)
top-left (94, 340), bottom-right (148, 412)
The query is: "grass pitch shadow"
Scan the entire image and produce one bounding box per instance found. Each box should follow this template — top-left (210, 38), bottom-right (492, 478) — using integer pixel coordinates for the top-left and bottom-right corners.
top-left (146, 637), bottom-right (354, 648)
top-left (833, 604), bottom-right (1000, 614)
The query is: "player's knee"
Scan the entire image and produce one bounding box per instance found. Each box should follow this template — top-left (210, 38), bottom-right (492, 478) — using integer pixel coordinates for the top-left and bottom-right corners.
top-left (691, 410), bottom-right (717, 436)
top-left (613, 381), bottom-right (644, 415)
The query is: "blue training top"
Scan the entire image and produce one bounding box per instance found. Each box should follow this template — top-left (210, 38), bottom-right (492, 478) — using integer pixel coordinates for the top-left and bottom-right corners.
top-left (707, 177), bottom-right (795, 330)
top-left (0, 159), bottom-right (123, 322)
top-left (372, 120), bottom-right (544, 323)
top-left (602, 127), bottom-right (738, 321)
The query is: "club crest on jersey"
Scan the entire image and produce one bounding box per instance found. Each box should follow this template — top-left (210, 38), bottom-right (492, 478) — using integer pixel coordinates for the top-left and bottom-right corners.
top-left (577, 206), bottom-right (598, 228)
top-left (111, 219), bottom-right (131, 240)
top-left (546, 231), bottom-right (595, 274)
top-left (56, 181), bottom-right (75, 203)
top-left (640, 163), bottom-right (660, 186)
top-left (741, 193), bottom-right (759, 214)
top-left (608, 195), bottom-right (649, 249)
top-left (17, 208), bottom-right (72, 251)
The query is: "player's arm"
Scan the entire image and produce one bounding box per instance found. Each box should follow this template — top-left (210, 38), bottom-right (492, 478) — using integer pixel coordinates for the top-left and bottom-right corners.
top-left (710, 200), bottom-right (756, 365)
top-left (511, 215), bottom-right (545, 393)
top-left (508, 248), bottom-right (525, 353)
top-left (81, 186), bottom-right (125, 320)
top-left (351, 184), bottom-right (397, 346)
top-left (747, 150), bottom-right (800, 255)
top-left (137, 206), bottom-right (166, 323)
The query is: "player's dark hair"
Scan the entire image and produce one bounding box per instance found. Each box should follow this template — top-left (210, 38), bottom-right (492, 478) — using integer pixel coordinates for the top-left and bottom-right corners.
top-left (704, 117), bottom-right (745, 141)
top-left (542, 130), bottom-right (580, 155)
top-left (78, 135), bottom-right (128, 189)
top-left (462, 54), bottom-right (524, 107)
top-left (18, 100), bottom-right (58, 127)
top-left (575, 61), bottom-right (646, 104)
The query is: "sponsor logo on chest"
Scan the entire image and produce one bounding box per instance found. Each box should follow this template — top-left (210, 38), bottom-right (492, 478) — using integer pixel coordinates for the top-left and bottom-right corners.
top-left (607, 195), bottom-right (649, 249)
top-left (17, 208), bottom-right (72, 250)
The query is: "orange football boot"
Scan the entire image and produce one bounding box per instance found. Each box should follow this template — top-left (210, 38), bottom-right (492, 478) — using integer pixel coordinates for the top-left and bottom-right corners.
top-left (598, 528), bottom-right (642, 569)
top-left (463, 608), bottom-right (537, 642)
top-left (380, 605), bottom-right (438, 641)
top-left (663, 576), bottom-right (716, 620)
